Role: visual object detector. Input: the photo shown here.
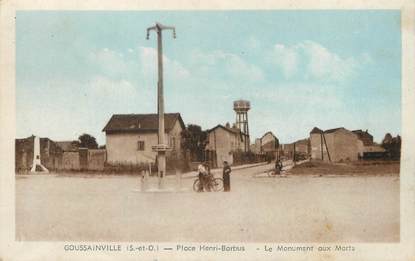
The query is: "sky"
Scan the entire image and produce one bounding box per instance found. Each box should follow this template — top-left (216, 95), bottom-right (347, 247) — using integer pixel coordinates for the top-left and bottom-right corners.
top-left (16, 11), bottom-right (401, 145)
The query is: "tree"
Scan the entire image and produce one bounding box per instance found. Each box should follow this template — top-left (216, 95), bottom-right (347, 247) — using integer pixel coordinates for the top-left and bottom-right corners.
top-left (78, 133), bottom-right (98, 149)
top-left (382, 133), bottom-right (401, 160)
top-left (382, 133), bottom-right (393, 146)
top-left (181, 124), bottom-right (207, 162)
top-left (390, 135), bottom-right (401, 160)
top-left (71, 140), bottom-right (80, 148)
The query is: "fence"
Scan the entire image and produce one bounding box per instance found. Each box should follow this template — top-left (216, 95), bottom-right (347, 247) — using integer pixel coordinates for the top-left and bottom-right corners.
top-left (57, 149), bottom-right (106, 172)
top-left (232, 151), bottom-right (265, 166)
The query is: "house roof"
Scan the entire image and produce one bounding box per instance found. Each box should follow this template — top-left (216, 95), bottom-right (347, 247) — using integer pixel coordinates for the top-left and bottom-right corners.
top-left (352, 129), bottom-right (374, 146)
top-left (102, 113), bottom-right (185, 133)
top-left (310, 127), bottom-right (345, 134)
top-left (324, 127), bottom-right (344, 134)
top-left (352, 129), bottom-right (373, 137)
top-left (208, 124), bottom-right (238, 134)
top-left (207, 124), bottom-right (248, 141)
top-left (209, 124), bottom-right (249, 135)
top-left (310, 127), bottom-right (323, 134)
top-left (260, 131), bottom-right (277, 140)
top-left (295, 138), bottom-right (309, 145)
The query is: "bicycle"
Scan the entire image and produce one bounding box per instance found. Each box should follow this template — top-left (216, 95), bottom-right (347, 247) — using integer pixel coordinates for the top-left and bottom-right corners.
top-left (265, 160), bottom-right (284, 177)
top-left (267, 169), bottom-right (282, 177)
top-left (193, 174), bottom-right (224, 192)
top-left (267, 165), bottom-right (285, 177)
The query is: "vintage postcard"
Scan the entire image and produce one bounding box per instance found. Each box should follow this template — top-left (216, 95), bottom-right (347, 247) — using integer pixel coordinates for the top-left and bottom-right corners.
top-left (0, 0), bottom-right (414, 260)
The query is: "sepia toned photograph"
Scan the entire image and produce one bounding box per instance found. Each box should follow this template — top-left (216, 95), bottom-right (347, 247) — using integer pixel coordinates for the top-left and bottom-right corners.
top-left (13, 9), bottom-right (402, 246)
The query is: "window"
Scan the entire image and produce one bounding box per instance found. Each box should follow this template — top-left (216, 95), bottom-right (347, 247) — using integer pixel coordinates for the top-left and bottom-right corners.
top-left (170, 137), bottom-right (176, 150)
top-left (137, 141), bottom-right (145, 151)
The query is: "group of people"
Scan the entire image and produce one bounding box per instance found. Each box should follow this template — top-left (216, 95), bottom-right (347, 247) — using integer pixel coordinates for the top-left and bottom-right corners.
top-left (197, 161), bottom-right (231, 192)
top-left (196, 159), bottom-right (282, 192)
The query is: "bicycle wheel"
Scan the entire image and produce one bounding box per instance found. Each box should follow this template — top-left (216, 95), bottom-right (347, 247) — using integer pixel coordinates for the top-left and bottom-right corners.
top-left (267, 170), bottom-right (275, 177)
top-left (193, 179), bottom-right (202, 192)
top-left (211, 178), bottom-right (224, 191)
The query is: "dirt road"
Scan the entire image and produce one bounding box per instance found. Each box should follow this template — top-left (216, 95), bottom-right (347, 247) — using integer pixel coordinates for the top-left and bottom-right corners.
top-left (15, 164), bottom-right (399, 242)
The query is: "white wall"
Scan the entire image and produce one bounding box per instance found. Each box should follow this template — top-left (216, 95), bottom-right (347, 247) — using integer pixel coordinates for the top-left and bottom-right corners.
top-left (106, 132), bottom-right (158, 164)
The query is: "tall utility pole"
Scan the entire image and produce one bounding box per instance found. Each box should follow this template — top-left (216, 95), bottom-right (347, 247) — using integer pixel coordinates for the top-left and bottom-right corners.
top-left (146, 23), bottom-right (176, 188)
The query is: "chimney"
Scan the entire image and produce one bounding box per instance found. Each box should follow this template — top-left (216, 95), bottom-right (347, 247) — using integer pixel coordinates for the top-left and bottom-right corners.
top-left (225, 122), bottom-right (230, 128)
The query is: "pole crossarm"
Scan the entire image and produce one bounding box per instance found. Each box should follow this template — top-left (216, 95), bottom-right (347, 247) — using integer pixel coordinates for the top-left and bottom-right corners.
top-left (146, 22), bottom-right (176, 39)
top-left (146, 26), bottom-right (156, 40)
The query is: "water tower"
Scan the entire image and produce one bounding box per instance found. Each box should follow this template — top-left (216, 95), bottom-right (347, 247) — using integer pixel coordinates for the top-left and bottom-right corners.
top-left (233, 100), bottom-right (251, 151)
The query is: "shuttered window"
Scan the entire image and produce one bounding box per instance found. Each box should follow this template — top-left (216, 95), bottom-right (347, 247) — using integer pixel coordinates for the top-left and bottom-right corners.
top-left (137, 141), bottom-right (145, 151)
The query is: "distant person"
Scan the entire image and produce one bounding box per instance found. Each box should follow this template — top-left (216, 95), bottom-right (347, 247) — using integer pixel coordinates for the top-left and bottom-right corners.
top-left (223, 161), bottom-right (232, 192)
top-left (275, 159), bottom-right (283, 175)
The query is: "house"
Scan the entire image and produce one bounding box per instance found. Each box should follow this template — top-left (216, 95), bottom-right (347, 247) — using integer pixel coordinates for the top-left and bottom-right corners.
top-left (352, 129), bottom-right (373, 146)
top-left (257, 131), bottom-right (279, 160)
top-left (352, 129), bottom-right (385, 158)
top-left (294, 139), bottom-right (310, 156)
top-left (250, 138), bottom-right (261, 154)
top-left (280, 143), bottom-right (293, 158)
top-left (260, 132), bottom-right (279, 153)
top-left (102, 113), bottom-right (185, 165)
top-left (310, 127), bottom-right (362, 162)
top-left (205, 123), bottom-right (249, 167)
top-left (310, 127), bottom-right (384, 162)
top-left (280, 139), bottom-right (310, 160)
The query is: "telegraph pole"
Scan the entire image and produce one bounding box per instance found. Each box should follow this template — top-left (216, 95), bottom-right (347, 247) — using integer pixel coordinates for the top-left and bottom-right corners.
top-left (147, 23), bottom-right (176, 189)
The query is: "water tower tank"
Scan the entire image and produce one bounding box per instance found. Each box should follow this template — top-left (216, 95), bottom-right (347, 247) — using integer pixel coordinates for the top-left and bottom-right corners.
top-left (233, 100), bottom-right (251, 112)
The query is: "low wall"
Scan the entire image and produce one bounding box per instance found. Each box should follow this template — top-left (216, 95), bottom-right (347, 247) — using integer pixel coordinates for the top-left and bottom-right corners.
top-left (58, 149), bottom-right (106, 172)
top-left (61, 151), bottom-right (80, 171)
top-left (88, 149), bottom-right (106, 171)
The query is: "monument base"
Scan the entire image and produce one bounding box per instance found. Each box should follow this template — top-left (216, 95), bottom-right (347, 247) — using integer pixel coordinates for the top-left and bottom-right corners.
top-left (136, 171), bottom-right (189, 193)
top-left (30, 163), bottom-right (49, 174)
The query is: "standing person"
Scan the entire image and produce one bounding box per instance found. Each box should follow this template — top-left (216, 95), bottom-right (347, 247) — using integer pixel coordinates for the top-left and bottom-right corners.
top-left (197, 163), bottom-right (207, 192)
top-left (222, 161), bottom-right (231, 192)
top-left (275, 159), bottom-right (283, 175)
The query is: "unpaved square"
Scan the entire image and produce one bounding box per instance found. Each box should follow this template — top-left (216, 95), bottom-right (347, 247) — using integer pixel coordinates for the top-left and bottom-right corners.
top-left (15, 164), bottom-right (399, 242)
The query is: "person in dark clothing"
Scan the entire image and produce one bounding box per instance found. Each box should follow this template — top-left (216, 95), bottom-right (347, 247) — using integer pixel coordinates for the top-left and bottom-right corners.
top-left (275, 159), bottom-right (283, 175)
top-left (223, 161), bottom-right (231, 192)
